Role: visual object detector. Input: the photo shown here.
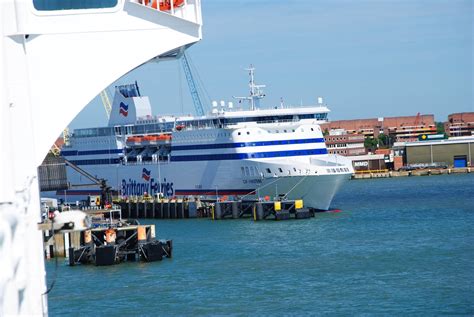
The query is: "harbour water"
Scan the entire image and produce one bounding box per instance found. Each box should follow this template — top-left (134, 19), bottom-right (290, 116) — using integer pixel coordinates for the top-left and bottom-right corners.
top-left (46, 174), bottom-right (474, 315)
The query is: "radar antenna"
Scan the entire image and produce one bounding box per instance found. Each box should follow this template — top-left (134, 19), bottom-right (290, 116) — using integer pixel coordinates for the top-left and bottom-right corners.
top-left (234, 65), bottom-right (266, 110)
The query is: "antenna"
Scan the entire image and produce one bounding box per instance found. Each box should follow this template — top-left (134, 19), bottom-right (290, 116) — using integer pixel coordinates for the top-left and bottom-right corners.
top-left (233, 65), bottom-right (266, 110)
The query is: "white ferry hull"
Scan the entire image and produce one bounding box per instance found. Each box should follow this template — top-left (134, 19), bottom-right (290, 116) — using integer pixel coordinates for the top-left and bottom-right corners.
top-left (49, 82), bottom-right (354, 211)
top-left (257, 174), bottom-right (349, 210)
top-left (54, 155), bottom-right (351, 210)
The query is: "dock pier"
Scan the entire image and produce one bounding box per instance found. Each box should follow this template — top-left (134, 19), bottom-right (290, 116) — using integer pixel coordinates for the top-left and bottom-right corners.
top-left (115, 198), bottom-right (314, 221)
top-left (41, 207), bottom-right (172, 265)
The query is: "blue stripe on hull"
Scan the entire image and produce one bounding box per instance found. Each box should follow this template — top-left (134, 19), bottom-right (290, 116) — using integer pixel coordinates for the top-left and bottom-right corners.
top-left (56, 189), bottom-right (102, 195)
top-left (171, 138), bottom-right (325, 151)
top-left (175, 189), bottom-right (256, 195)
top-left (61, 149), bottom-right (123, 156)
top-left (66, 148), bottom-right (327, 165)
top-left (67, 158), bottom-right (121, 166)
top-left (62, 138), bottom-right (326, 156)
top-left (171, 148), bottom-right (328, 162)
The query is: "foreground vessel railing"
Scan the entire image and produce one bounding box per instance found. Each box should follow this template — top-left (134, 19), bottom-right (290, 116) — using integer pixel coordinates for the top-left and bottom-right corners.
top-left (0, 0), bottom-right (202, 314)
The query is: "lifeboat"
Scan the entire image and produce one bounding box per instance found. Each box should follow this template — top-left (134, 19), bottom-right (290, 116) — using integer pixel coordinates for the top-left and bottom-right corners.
top-left (175, 124), bottom-right (185, 131)
top-left (126, 136), bottom-right (144, 143)
top-left (140, 134), bottom-right (172, 142)
top-left (142, 135), bottom-right (157, 142)
top-left (157, 134), bottom-right (172, 141)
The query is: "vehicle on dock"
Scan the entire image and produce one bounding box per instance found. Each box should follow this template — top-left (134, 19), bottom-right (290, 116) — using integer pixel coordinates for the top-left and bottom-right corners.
top-left (48, 68), bottom-right (353, 210)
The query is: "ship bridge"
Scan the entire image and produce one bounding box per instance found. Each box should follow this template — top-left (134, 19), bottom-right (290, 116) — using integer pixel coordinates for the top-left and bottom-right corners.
top-left (0, 0), bottom-right (202, 315)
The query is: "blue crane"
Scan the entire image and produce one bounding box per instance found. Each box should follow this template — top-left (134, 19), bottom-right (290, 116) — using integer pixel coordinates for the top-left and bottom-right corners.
top-left (181, 52), bottom-right (205, 116)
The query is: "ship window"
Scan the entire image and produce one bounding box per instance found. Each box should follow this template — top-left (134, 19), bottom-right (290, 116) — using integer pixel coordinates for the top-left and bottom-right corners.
top-left (245, 167), bottom-right (250, 176)
top-left (238, 132), bottom-right (241, 135)
top-left (311, 128), bottom-right (314, 131)
top-left (247, 131), bottom-right (250, 135)
top-left (252, 167), bottom-right (257, 176)
top-left (292, 130), bottom-right (295, 132)
top-left (284, 130), bottom-right (287, 133)
top-left (278, 168), bottom-right (283, 173)
top-left (241, 167), bottom-right (245, 176)
top-left (266, 168), bottom-right (271, 174)
top-left (33, 0), bottom-right (117, 10)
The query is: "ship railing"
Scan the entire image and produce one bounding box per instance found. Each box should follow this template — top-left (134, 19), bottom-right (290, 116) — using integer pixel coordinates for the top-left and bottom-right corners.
top-left (123, 157), bottom-right (171, 165)
top-left (254, 118), bottom-right (299, 125)
top-left (133, 0), bottom-right (201, 23)
top-left (176, 122), bottom-right (221, 131)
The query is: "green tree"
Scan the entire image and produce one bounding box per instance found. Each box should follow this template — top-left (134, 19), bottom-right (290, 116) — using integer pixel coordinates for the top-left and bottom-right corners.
top-left (436, 122), bottom-right (445, 135)
top-left (364, 137), bottom-right (378, 151)
top-left (378, 133), bottom-right (388, 148)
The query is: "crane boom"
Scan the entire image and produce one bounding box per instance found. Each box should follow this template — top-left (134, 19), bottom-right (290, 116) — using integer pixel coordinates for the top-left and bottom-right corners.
top-left (181, 52), bottom-right (205, 116)
top-left (100, 89), bottom-right (112, 118)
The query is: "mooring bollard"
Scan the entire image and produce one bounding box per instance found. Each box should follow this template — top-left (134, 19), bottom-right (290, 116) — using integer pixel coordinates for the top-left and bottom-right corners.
top-left (253, 202), bottom-right (264, 221)
top-left (214, 203), bottom-right (222, 220)
top-left (232, 201), bottom-right (239, 219)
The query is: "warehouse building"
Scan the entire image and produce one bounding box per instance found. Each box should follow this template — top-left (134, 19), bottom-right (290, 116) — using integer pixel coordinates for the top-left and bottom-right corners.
top-left (396, 136), bottom-right (473, 168)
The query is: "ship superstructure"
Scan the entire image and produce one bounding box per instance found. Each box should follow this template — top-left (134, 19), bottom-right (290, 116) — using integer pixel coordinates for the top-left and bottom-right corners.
top-left (57, 70), bottom-right (353, 210)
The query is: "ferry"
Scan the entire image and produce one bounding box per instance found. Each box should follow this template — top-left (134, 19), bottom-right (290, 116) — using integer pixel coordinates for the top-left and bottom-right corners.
top-left (56, 68), bottom-right (353, 210)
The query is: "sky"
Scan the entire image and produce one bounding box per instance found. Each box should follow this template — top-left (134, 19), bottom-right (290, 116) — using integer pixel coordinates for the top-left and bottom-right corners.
top-left (69, 0), bottom-right (473, 130)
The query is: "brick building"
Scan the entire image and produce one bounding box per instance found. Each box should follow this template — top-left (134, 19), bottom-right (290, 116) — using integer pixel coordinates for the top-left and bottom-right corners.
top-left (444, 112), bottom-right (474, 137)
top-left (324, 130), bottom-right (365, 156)
top-left (320, 114), bottom-right (436, 142)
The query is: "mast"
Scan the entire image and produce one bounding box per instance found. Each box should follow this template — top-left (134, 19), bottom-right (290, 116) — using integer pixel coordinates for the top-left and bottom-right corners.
top-left (234, 65), bottom-right (266, 110)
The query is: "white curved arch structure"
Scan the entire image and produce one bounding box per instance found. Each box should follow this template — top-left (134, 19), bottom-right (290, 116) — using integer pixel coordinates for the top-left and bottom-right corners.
top-left (0, 0), bottom-right (202, 314)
